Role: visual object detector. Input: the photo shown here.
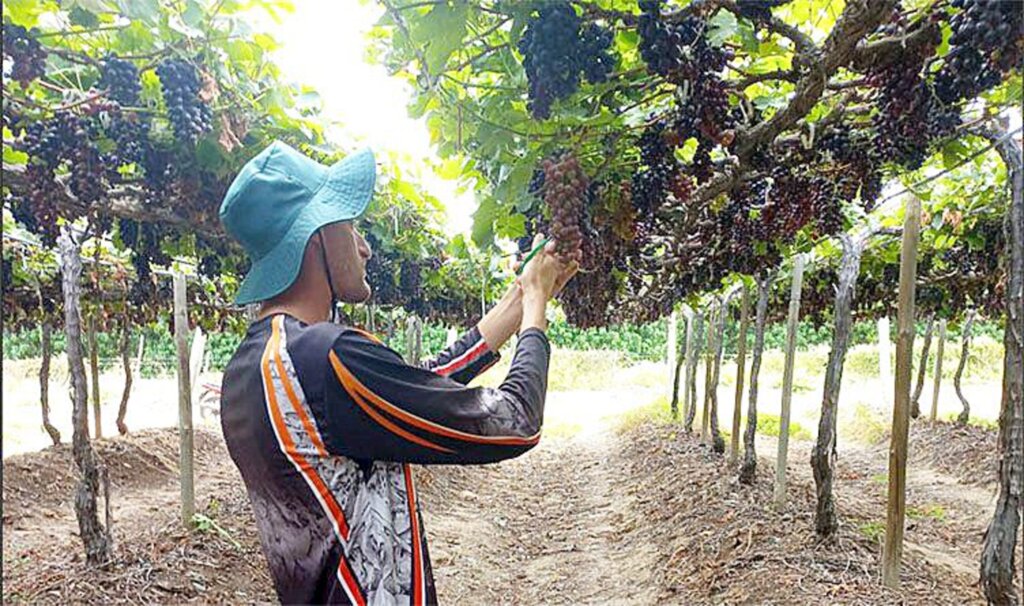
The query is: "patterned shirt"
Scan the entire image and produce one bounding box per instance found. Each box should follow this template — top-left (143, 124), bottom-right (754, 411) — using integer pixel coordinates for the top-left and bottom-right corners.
top-left (221, 314), bottom-right (550, 605)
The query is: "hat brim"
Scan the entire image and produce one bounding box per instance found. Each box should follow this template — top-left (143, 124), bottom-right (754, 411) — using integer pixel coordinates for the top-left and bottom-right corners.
top-left (233, 147), bottom-right (376, 305)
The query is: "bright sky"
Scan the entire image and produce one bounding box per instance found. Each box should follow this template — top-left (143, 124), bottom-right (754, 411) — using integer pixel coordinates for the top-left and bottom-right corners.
top-left (265, 1), bottom-right (476, 235)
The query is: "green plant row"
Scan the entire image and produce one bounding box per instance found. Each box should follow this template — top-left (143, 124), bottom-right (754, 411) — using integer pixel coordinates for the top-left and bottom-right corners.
top-left (2, 317), bottom-right (1004, 377)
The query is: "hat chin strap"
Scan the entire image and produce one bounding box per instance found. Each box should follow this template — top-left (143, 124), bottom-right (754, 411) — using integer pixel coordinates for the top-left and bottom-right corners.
top-left (317, 232), bottom-right (343, 324)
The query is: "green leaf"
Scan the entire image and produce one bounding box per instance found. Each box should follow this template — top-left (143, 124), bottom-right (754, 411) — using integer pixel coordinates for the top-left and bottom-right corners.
top-left (3, 146), bottom-right (29, 165)
top-left (708, 11), bottom-right (738, 46)
top-left (413, 1), bottom-right (468, 75)
top-left (436, 157), bottom-right (462, 180)
top-left (116, 0), bottom-right (159, 23)
top-left (68, 5), bottom-right (100, 27)
top-left (195, 139), bottom-right (227, 173)
top-left (471, 195), bottom-right (498, 247)
top-left (738, 20), bottom-right (759, 53)
top-left (941, 140), bottom-right (970, 169)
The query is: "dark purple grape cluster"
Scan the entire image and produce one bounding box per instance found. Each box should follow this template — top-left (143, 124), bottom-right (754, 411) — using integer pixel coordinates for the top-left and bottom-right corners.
top-left (637, 1), bottom-right (701, 77)
top-left (735, 0), bottom-right (791, 23)
top-left (2, 23), bottom-right (47, 87)
top-left (542, 152), bottom-right (588, 261)
top-left (106, 110), bottom-right (150, 165)
top-left (156, 59), bottom-right (213, 144)
top-left (2, 256), bottom-right (13, 294)
top-left (935, 0), bottom-right (1023, 105)
top-left (518, 2), bottom-right (616, 119)
top-left (99, 55), bottom-right (141, 106)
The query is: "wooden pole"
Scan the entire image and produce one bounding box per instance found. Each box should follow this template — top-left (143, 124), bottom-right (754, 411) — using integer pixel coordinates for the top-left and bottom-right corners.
top-left (701, 303), bottom-right (716, 444)
top-left (671, 310), bottom-right (689, 420)
top-left (740, 272), bottom-right (773, 485)
top-left (88, 313), bottom-right (102, 439)
top-left (134, 332), bottom-right (146, 374)
top-left (878, 316), bottom-right (892, 407)
top-left (930, 320), bottom-right (946, 422)
top-left (173, 272), bottom-right (195, 527)
top-left (882, 194), bottom-right (922, 589)
top-left (730, 285), bottom-right (750, 465)
top-left (774, 254), bottom-right (805, 509)
top-left (667, 310), bottom-right (678, 402)
top-left (681, 309), bottom-right (696, 424)
top-left (684, 311), bottom-right (704, 433)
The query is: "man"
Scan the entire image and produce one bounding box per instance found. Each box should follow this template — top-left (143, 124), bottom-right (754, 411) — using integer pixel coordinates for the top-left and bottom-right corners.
top-left (218, 141), bottom-right (576, 605)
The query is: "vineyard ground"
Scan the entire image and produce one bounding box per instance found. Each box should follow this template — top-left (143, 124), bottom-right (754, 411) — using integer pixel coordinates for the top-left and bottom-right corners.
top-left (2, 361), bottom-right (1014, 604)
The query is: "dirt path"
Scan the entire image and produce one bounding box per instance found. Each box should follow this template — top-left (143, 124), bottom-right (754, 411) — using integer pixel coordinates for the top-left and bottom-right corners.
top-left (420, 390), bottom-right (661, 605)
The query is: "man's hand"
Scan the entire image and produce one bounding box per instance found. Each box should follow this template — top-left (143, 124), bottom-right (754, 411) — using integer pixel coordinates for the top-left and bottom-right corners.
top-left (517, 234), bottom-right (577, 332)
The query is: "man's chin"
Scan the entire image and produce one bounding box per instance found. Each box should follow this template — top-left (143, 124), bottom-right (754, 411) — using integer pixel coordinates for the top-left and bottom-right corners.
top-left (340, 283), bottom-right (372, 304)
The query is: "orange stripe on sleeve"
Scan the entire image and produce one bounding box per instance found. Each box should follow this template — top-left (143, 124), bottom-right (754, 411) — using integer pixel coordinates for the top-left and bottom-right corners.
top-left (329, 352), bottom-right (456, 455)
top-left (272, 316), bottom-right (329, 457)
top-left (331, 352), bottom-right (541, 447)
top-left (264, 319), bottom-right (350, 540)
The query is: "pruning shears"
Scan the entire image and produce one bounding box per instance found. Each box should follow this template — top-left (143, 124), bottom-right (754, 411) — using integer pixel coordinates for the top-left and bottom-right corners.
top-left (515, 237), bottom-right (551, 276)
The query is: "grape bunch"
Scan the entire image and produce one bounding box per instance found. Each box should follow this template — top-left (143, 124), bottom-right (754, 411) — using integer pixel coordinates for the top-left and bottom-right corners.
top-left (935, 0), bottom-right (1023, 105)
top-left (99, 55), bottom-right (141, 106)
top-left (2, 257), bottom-right (12, 294)
top-left (107, 110), bottom-right (150, 165)
top-left (541, 152), bottom-right (588, 261)
top-left (735, 0), bottom-right (791, 23)
top-left (638, 1), bottom-right (701, 77)
top-left (156, 59), bottom-right (213, 144)
top-left (2, 23), bottom-right (47, 86)
top-left (400, 259), bottom-right (427, 314)
top-left (518, 2), bottom-right (616, 119)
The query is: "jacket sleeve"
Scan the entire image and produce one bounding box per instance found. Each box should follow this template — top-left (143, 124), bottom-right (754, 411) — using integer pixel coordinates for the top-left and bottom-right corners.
top-left (419, 326), bottom-right (501, 385)
top-left (321, 327), bottom-right (550, 465)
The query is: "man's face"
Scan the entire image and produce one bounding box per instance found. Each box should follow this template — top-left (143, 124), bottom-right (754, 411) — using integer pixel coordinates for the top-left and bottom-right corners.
top-left (320, 222), bottom-right (373, 304)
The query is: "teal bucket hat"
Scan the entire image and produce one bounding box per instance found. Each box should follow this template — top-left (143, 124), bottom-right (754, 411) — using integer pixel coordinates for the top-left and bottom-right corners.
top-left (219, 141), bottom-right (376, 305)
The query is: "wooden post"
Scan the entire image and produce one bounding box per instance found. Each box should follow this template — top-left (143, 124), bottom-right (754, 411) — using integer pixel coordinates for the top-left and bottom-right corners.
top-left (681, 309), bottom-right (696, 424)
top-left (979, 120), bottom-right (1023, 606)
top-left (709, 297), bottom-right (727, 454)
top-left (878, 316), bottom-right (892, 407)
top-left (189, 325), bottom-right (207, 406)
top-left (671, 310), bottom-right (690, 420)
top-left (88, 313), bottom-right (102, 439)
top-left (930, 320), bottom-right (946, 421)
top-left (406, 315), bottom-right (423, 365)
top-left (134, 332), bottom-right (146, 374)
top-left (701, 303), bottom-right (716, 444)
top-left (774, 254), bottom-right (805, 509)
top-left (173, 272), bottom-right (195, 527)
top-left (730, 285), bottom-right (750, 465)
top-left (667, 310), bottom-right (678, 401)
top-left (684, 311), bottom-right (704, 433)
top-left (740, 272), bottom-right (773, 485)
top-left (58, 230), bottom-right (111, 564)
top-left (882, 194), bottom-right (922, 589)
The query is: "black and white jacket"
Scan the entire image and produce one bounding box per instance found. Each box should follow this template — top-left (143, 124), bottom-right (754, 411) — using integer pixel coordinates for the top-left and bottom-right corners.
top-left (221, 314), bottom-right (550, 605)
